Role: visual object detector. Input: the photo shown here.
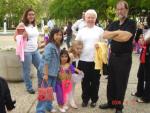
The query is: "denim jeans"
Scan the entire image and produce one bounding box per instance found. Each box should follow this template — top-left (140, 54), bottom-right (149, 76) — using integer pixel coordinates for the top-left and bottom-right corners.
top-left (66, 36), bottom-right (72, 48)
top-left (22, 50), bottom-right (41, 91)
top-left (36, 76), bottom-right (57, 113)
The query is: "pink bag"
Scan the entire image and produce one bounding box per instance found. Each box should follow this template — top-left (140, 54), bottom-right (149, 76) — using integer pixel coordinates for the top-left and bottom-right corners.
top-left (37, 81), bottom-right (54, 101)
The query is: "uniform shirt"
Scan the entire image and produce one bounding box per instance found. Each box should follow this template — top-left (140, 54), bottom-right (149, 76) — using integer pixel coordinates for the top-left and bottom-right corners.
top-left (108, 18), bottom-right (136, 54)
top-left (76, 26), bottom-right (104, 62)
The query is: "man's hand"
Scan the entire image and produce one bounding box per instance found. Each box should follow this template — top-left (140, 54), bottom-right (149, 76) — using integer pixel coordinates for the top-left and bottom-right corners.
top-left (95, 43), bottom-right (99, 50)
top-left (103, 31), bottom-right (111, 39)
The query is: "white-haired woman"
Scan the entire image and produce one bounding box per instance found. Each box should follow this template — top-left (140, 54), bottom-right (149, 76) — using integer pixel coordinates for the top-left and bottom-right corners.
top-left (75, 9), bottom-right (104, 107)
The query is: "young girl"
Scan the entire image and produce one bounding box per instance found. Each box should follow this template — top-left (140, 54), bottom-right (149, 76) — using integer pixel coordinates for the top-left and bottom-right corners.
top-left (55, 49), bottom-right (82, 112)
top-left (36, 28), bottom-right (63, 113)
top-left (68, 40), bottom-right (83, 109)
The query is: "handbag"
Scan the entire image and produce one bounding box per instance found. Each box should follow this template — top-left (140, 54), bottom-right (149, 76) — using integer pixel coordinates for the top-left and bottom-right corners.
top-left (37, 80), bottom-right (54, 101)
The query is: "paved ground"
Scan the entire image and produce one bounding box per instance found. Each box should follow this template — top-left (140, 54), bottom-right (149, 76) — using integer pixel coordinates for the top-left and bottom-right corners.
top-left (7, 54), bottom-right (150, 113)
top-left (1, 35), bottom-right (150, 113)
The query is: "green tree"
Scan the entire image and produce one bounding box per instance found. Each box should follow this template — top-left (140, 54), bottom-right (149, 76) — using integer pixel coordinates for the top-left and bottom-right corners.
top-left (0, 0), bottom-right (43, 29)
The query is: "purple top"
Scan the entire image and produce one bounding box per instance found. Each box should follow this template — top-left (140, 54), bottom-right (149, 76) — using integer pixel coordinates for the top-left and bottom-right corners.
top-left (60, 64), bottom-right (75, 74)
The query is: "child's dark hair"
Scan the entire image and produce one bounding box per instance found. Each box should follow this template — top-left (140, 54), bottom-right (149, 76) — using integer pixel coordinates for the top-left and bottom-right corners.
top-left (47, 27), bottom-right (63, 45)
top-left (60, 48), bottom-right (70, 63)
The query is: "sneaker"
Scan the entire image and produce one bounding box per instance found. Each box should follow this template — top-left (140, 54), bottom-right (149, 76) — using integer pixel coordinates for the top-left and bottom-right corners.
top-left (63, 105), bottom-right (69, 110)
top-left (136, 98), bottom-right (145, 103)
top-left (50, 108), bottom-right (57, 113)
top-left (131, 92), bottom-right (142, 97)
top-left (58, 107), bottom-right (66, 113)
top-left (70, 101), bottom-right (78, 109)
top-left (131, 92), bottom-right (138, 96)
top-left (27, 89), bottom-right (35, 94)
top-left (90, 102), bottom-right (96, 108)
top-left (70, 103), bottom-right (78, 109)
top-left (81, 102), bottom-right (88, 107)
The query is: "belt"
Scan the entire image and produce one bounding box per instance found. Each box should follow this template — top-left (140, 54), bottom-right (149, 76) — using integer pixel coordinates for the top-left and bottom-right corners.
top-left (111, 52), bottom-right (131, 57)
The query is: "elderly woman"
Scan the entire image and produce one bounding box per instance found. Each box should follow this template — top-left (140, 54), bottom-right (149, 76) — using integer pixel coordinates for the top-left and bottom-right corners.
top-left (75, 9), bottom-right (104, 107)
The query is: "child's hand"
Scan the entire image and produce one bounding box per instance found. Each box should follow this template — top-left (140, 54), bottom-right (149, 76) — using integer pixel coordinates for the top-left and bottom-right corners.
top-left (43, 75), bottom-right (48, 81)
top-left (78, 70), bottom-right (84, 75)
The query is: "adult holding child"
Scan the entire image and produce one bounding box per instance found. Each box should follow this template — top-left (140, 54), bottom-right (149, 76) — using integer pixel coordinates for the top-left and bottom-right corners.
top-left (14, 8), bottom-right (41, 94)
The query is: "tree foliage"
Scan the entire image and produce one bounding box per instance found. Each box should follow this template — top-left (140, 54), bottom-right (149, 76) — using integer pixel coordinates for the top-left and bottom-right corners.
top-left (0, 0), bottom-right (150, 29)
top-left (0, 0), bottom-right (44, 28)
top-left (48, 0), bottom-right (150, 21)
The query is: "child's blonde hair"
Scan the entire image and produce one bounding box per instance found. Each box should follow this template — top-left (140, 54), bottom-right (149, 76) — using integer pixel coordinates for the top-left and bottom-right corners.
top-left (69, 40), bottom-right (83, 55)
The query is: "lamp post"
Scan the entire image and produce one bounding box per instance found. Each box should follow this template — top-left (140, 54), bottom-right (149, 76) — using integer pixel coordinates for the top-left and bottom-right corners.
top-left (41, 18), bottom-right (44, 33)
top-left (3, 18), bottom-right (7, 33)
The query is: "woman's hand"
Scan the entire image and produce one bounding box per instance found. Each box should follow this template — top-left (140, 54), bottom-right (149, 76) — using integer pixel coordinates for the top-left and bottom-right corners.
top-left (43, 75), bottom-right (48, 81)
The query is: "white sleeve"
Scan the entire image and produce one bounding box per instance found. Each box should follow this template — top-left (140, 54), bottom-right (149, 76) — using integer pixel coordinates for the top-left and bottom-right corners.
top-left (99, 28), bottom-right (105, 42)
top-left (47, 21), bottom-right (50, 27)
top-left (72, 20), bottom-right (80, 36)
top-left (75, 29), bottom-right (82, 41)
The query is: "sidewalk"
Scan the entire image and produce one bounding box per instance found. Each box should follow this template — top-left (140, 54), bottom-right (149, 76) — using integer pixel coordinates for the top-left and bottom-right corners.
top-left (7, 54), bottom-right (150, 113)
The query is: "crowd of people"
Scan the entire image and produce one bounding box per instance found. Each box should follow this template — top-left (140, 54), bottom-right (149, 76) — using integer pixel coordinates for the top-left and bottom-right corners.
top-left (1, 0), bottom-right (150, 113)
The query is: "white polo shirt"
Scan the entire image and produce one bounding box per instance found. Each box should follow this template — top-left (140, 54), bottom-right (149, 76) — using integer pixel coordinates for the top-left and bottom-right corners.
top-left (75, 25), bottom-right (104, 62)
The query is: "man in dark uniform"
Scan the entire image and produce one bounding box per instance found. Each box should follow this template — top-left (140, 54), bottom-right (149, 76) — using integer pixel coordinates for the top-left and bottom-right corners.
top-left (99, 0), bottom-right (136, 113)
